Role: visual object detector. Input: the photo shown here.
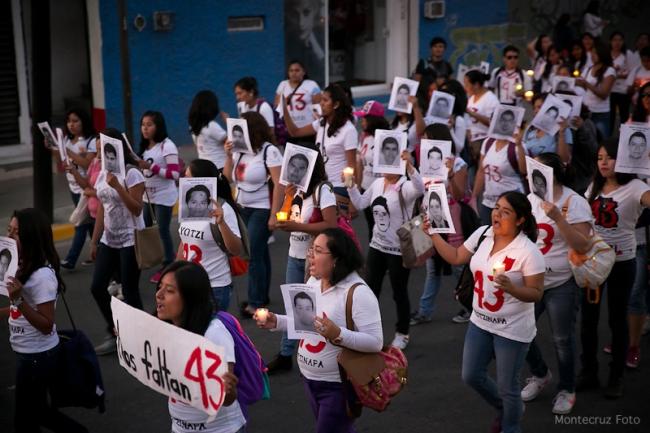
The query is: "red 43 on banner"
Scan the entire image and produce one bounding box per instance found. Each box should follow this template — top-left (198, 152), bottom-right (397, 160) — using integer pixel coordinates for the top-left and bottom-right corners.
top-left (110, 297), bottom-right (227, 416)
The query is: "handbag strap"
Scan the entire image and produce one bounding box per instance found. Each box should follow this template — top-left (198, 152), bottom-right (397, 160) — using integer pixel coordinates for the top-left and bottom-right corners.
top-left (59, 290), bottom-right (77, 331)
top-left (344, 283), bottom-right (364, 331)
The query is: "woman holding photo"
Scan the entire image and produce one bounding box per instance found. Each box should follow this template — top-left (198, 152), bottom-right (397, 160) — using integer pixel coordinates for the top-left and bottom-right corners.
top-left (464, 70), bottom-right (500, 171)
top-left (523, 94), bottom-right (573, 161)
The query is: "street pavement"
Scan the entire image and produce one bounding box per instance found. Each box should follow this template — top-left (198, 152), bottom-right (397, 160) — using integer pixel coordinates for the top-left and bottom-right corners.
top-left (0, 158), bottom-right (648, 432)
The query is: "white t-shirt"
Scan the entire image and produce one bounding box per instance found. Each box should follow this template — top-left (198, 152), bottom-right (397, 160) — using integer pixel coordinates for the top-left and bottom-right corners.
top-left (488, 68), bottom-right (532, 106)
top-left (583, 13), bottom-right (605, 37)
top-left (465, 91), bottom-right (499, 141)
top-left (194, 121), bottom-right (227, 169)
top-left (312, 119), bottom-right (358, 187)
top-left (9, 267), bottom-right (59, 353)
top-left (232, 143), bottom-right (282, 209)
top-left (586, 179), bottom-right (650, 261)
top-left (178, 202), bottom-right (241, 288)
top-left (612, 51), bottom-right (633, 94)
top-left (464, 226), bottom-right (546, 343)
top-left (289, 183), bottom-right (337, 260)
top-left (168, 319), bottom-right (245, 433)
top-left (238, 101), bottom-right (275, 128)
top-left (96, 168), bottom-right (146, 248)
top-left (583, 66), bottom-right (616, 113)
top-left (142, 138), bottom-right (179, 206)
top-left (297, 272), bottom-right (381, 383)
top-left (529, 187), bottom-right (593, 289)
top-left (480, 139), bottom-right (524, 208)
top-left (349, 171), bottom-right (425, 256)
top-left (358, 135), bottom-right (382, 190)
top-left (64, 136), bottom-right (93, 194)
top-left (276, 79), bottom-right (321, 128)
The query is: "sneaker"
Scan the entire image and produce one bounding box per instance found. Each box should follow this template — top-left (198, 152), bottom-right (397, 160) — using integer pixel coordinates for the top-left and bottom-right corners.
top-left (94, 335), bottom-right (117, 356)
top-left (603, 344), bottom-right (612, 354)
top-left (575, 370), bottom-right (600, 391)
top-left (604, 374), bottom-right (623, 399)
top-left (149, 270), bottom-right (162, 284)
top-left (267, 235), bottom-right (276, 245)
top-left (266, 354), bottom-right (292, 375)
top-left (521, 370), bottom-right (552, 401)
top-left (552, 390), bottom-right (576, 415)
top-left (452, 310), bottom-right (470, 324)
top-left (107, 280), bottom-right (125, 300)
top-left (409, 314), bottom-right (432, 326)
top-left (626, 346), bottom-right (640, 369)
top-left (81, 259), bottom-right (95, 266)
top-left (60, 260), bottom-right (75, 270)
top-left (391, 333), bottom-right (410, 350)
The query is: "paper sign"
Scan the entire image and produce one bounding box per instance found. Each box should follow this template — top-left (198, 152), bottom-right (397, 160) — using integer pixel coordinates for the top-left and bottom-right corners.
top-left (280, 284), bottom-right (323, 339)
top-left (420, 139), bottom-right (452, 181)
top-left (488, 105), bottom-right (525, 141)
top-left (373, 129), bottom-right (407, 175)
top-left (111, 297), bottom-right (228, 417)
top-left (100, 133), bottom-right (126, 179)
top-left (530, 95), bottom-right (571, 135)
top-left (179, 177), bottom-right (217, 222)
top-left (279, 143), bottom-right (319, 192)
top-left (388, 77), bottom-right (419, 114)
top-left (227, 118), bottom-right (253, 155)
top-left (37, 122), bottom-right (58, 149)
top-left (615, 123), bottom-right (650, 176)
top-left (427, 91), bottom-right (455, 124)
top-left (552, 76), bottom-right (576, 94)
top-left (0, 236), bottom-right (18, 297)
top-left (425, 183), bottom-right (455, 234)
top-left (525, 156), bottom-right (554, 202)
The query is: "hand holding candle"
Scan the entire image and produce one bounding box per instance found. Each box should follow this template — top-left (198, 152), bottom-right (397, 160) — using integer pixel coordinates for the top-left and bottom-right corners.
top-left (515, 83), bottom-right (523, 91)
top-left (524, 91), bottom-right (534, 102)
top-left (572, 69), bottom-right (580, 77)
top-left (526, 69), bottom-right (534, 77)
top-left (255, 308), bottom-right (269, 324)
top-left (276, 211), bottom-right (288, 222)
top-left (343, 167), bottom-right (354, 188)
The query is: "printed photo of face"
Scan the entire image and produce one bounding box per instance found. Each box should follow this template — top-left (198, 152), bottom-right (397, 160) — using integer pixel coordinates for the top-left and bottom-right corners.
top-left (290, 202), bottom-right (302, 222)
top-left (432, 97), bottom-right (450, 118)
top-left (104, 143), bottom-right (119, 173)
top-left (427, 147), bottom-right (444, 172)
top-left (0, 249), bottom-right (11, 281)
top-left (287, 153), bottom-right (310, 185)
top-left (556, 80), bottom-right (570, 92)
top-left (395, 84), bottom-right (410, 108)
top-left (628, 132), bottom-right (648, 160)
top-left (495, 110), bottom-right (516, 136)
top-left (371, 197), bottom-right (390, 233)
top-left (185, 185), bottom-right (211, 218)
top-left (380, 137), bottom-right (400, 166)
top-left (232, 125), bottom-right (247, 152)
top-left (293, 291), bottom-right (315, 331)
top-left (532, 169), bottom-right (547, 200)
top-left (543, 107), bottom-right (560, 124)
top-left (428, 192), bottom-right (448, 228)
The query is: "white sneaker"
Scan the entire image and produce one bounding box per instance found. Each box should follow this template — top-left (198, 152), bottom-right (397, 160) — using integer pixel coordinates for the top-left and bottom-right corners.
top-left (107, 280), bottom-right (124, 300)
top-left (391, 333), bottom-right (410, 350)
top-left (552, 390), bottom-right (576, 415)
top-left (267, 235), bottom-right (276, 244)
top-left (521, 370), bottom-right (552, 401)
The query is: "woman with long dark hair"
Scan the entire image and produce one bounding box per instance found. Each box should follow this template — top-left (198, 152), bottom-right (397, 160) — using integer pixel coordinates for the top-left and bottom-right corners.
top-left (137, 111), bottom-right (180, 283)
top-left (577, 41), bottom-right (616, 138)
top-left (464, 70), bottom-right (500, 170)
top-left (570, 39), bottom-right (589, 78)
top-left (3, 208), bottom-right (87, 432)
top-left (579, 138), bottom-right (650, 398)
top-left (189, 90), bottom-right (227, 169)
top-left (155, 261), bottom-right (244, 432)
top-left (609, 31), bottom-right (634, 132)
top-left (235, 76), bottom-right (275, 135)
top-left (437, 79), bottom-right (469, 156)
top-left (426, 191), bottom-right (545, 433)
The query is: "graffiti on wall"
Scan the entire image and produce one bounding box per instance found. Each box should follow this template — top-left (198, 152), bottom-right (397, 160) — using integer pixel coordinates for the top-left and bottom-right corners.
top-left (448, 23), bottom-right (528, 68)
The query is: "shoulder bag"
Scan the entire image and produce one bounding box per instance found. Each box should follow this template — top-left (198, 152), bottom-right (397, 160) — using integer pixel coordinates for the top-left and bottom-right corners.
top-left (396, 186), bottom-right (433, 268)
top-left (453, 226), bottom-right (490, 311)
top-left (134, 188), bottom-right (164, 270)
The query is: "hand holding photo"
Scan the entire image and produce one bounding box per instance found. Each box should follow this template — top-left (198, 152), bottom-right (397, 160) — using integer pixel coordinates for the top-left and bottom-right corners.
top-left (388, 77), bottom-right (419, 114)
top-left (419, 139), bottom-right (452, 180)
top-left (227, 118), bottom-right (253, 155)
top-left (552, 76), bottom-right (576, 93)
top-left (488, 105), bottom-right (525, 141)
top-left (425, 184), bottom-right (456, 234)
top-left (556, 94), bottom-right (583, 124)
top-left (56, 127), bottom-right (68, 163)
top-left (280, 284), bottom-right (322, 339)
top-left (427, 91), bottom-right (455, 123)
top-left (178, 177), bottom-right (218, 223)
top-left (525, 156), bottom-right (554, 202)
top-left (279, 143), bottom-right (319, 192)
top-left (0, 236), bottom-right (18, 296)
top-left (530, 95), bottom-right (571, 135)
top-left (372, 129), bottom-right (408, 175)
top-left (37, 122), bottom-right (59, 149)
top-left (99, 133), bottom-right (127, 178)
top-left (614, 124), bottom-right (650, 176)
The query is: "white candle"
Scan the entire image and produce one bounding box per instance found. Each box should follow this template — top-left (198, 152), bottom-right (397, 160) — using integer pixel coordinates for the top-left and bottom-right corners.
top-left (515, 83), bottom-right (523, 91)
top-left (526, 69), bottom-right (534, 77)
top-left (524, 90), bottom-right (534, 101)
top-left (493, 262), bottom-right (506, 277)
top-left (255, 308), bottom-right (269, 324)
top-left (343, 167), bottom-right (354, 188)
top-left (276, 211), bottom-right (288, 222)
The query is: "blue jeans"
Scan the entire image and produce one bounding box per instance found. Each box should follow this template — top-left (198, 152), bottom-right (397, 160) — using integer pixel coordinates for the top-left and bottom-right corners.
top-left (590, 112), bottom-right (611, 140)
top-left (212, 284), bottom-right (233, 312)
top-left (629, 244), bottom-right (648, 315)
top-left (65, 192), bottom-right (95, 266)
top-left (525, 278), bottom-right (579, 392)
top-left (239, 207), bottom-right (271, 308)
top-left (143, 203), bottom-right (174, 266)
top-left (462, 322), bottom-right (528, 433)
top-left (280, 256), bottom-right (306, 356)
top-left (417, 261), bottom-right (462, 318)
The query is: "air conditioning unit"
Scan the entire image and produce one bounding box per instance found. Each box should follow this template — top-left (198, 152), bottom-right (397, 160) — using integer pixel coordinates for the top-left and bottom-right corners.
top-left (423, 0), bottom-right (445, 19)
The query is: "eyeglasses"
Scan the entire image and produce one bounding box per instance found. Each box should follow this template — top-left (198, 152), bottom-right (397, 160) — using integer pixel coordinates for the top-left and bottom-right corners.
top-left (307, 246), bottom-right (332, 257)
top-left (505, 55), bottom-right (519, 60)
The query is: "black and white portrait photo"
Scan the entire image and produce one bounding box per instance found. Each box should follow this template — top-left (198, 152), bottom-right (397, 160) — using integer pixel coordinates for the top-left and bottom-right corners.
top-left (531, 95), bottom-right (571, 135)
top-left (100, 133), bottom-right (126, 178)
top-left (552, 76), bottom-right (576, 94)
top-left (227, 118), bottom-right (253, 155)
top-left (279, 143), bottom-right (318, 192)
top-left (178, 177), bottom-right (217, 223)
top-left (281, 284), bottom-right (321, 339)
top-left (525, 156), bottom-right (555, 202)
top-left (425, 184), bottom-right (455, 234)
top-left (373, 129), bottom-right (407, 175)
top-left (615, 124), bottom-right (650, 176)
top-left (37, 121), bottom-right (59, 149)
top-left (388, 77), bottom-right (419, 114)
top-left (488, 105), bottom-right (525, 141)
top-left (557, 94), bottom-right (583, 123)
top-left (0, 236), bottom-right (18, 296)
top-left (427, 91), bottom-right (456, 123)
top-left (419, 139), bottom-right (452, 180)
top-left (284, 0), bottom-right (325, 86)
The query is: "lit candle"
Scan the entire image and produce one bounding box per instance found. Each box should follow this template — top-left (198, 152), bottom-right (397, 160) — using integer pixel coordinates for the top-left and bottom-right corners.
top-left (573, 69), bottom-right (580, 77)
top-left (526, 69), bottom-right (534, 77)
top-left (343, 167), bottom-right (354, 188)
top-left (515, 83), bottom-right (523, 91)
top-left (524, 90), bottom-right (534, 101)
top-left (255, 308), bottom-right (269, 324)
top-left (276, 211), bottom-right (288, 222)
top-left (493, 262), bottom-right (506, 278)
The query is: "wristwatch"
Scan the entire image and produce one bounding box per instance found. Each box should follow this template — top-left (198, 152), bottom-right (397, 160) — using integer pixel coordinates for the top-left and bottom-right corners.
top-left (10, 296), bottom-right (24, 308)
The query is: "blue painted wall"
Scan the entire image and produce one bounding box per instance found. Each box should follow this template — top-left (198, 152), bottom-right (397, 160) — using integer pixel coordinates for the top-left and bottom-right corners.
top-left (100, 0), bottom-right (285, 146)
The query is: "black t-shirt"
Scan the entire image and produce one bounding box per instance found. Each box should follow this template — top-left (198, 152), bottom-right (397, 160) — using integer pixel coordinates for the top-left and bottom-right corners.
top-left (415, 58), bottom-right (454, 81)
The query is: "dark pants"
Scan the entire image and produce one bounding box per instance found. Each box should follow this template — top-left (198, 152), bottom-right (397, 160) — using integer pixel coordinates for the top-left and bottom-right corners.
top-left (239, 207), bottom-right (271, 308)
top-left (303, 378), bottom-right (355, 433)
top-left (366, 247), bottom-right (411, 334)
top-left (65, 192), bottom-right (94, 266)
top-left (90, 243), bottom-right (142, 334)
top-left (580, 259), bottom-right (635, 379)
top-left (15, 345), bottom-right (88, 433)
top-left (609, 92), bottom-right (630, 133)
top-left (143, 203), bottom-right (175, 266)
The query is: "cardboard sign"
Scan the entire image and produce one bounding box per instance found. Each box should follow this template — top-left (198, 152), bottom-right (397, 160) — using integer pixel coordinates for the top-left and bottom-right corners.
top-left (111, 297), bottom-right (228, 417)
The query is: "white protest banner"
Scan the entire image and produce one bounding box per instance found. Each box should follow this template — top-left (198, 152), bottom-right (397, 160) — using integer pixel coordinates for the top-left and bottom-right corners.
top-left (111, 297), bottom-right (228, 417)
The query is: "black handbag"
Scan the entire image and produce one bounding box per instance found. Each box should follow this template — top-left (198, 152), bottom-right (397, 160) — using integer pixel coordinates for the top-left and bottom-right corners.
top-left (453, 226), bottom-right (489, 311)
